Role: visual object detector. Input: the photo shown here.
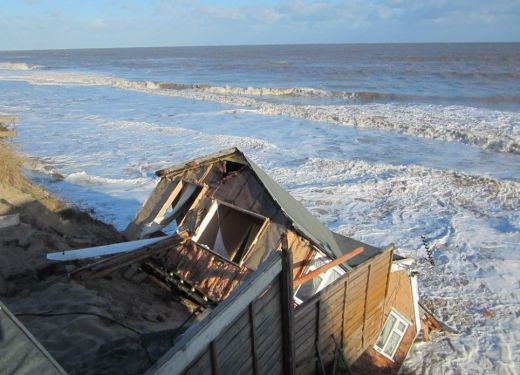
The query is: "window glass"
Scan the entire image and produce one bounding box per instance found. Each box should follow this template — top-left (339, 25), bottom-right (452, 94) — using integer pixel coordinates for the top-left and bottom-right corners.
top-left (383, 332), bottom-right (401, 357)
top-left (374, 311), bottom-right (409, 360)
top-left (376, 314), bottom-right (396, 349)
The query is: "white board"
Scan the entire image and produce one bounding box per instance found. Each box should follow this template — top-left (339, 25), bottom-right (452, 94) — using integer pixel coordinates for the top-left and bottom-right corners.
top-left (46, 235), bottom-right (172, 261)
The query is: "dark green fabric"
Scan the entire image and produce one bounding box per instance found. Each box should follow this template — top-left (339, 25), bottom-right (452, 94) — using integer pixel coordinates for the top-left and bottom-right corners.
top-left (0, 302), bottom-right (66, 375)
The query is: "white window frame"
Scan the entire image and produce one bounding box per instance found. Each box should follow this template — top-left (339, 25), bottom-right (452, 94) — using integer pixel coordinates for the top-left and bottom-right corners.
top-left (374, 309), bottom-right (410, 361)
top-left (293, 251), bottom-right (345, 305)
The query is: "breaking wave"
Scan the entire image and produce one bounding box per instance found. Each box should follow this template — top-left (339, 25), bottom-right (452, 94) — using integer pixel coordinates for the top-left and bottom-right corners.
top-left (65, 171), bottom-right (150, 186)
top-left (2, 70), bottom-right (519, 154)
top-left (0, 62), bottom-right (43, 70)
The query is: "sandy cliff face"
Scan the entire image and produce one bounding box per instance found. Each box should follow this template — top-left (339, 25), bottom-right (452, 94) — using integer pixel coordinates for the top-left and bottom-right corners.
top-left (0, 141), bottom-right (192, 374)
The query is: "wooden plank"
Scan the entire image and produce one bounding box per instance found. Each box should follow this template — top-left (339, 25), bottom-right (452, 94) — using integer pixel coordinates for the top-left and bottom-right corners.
top-left (218, 328), bottom-right (252, 363)
top-left (215, 311), bottom-right (250, 354)
top-left (279, 246), bottom-right (295, 375)
top-left (294, 312), bottom-right (317, 342)
top-left (255, 305), bottom-right (282, 343)
top-left (295, 338), bottom-right (315, 361)
top-left (183, 350), bottom-right (212, 375)
top-left (295, 296), bottom-right (319, 316)
top-left (219, 331), bottom-right (252, 372)
top-left (256, 332), bottom-right (283, 367)
top-left (234, 356), bottom-right (255, 375)
top-left (147, 253), bottom-right (282, 375)
top-left (249, 304), bottom-right (259, 375)
top-left (47, 236), bottom-right (170, 261)
top-left (156, 148), bottom-right (243, 177)
top-left (253, 282), bottom-right (280, 314)
top-left (255, 315), bottom-right (282, 351)
top-left (295, 307), bottom-right (318, 328)
top-left (123, 178), bottom-right (183, 240)
top-left (253, 297), bottom-right (281, 333)
top-left (210, 342), bottom-right (219, 375)
top-left (258, 350), bottom-right (283, 375)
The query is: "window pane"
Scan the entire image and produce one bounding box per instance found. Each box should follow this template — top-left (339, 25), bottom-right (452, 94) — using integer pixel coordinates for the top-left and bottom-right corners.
top-left (376, 315), bottom-right (396, 349)
top-left (397, 322), bottom-right (406, 332)
top-left (383, 332), bottom-right (402, 357)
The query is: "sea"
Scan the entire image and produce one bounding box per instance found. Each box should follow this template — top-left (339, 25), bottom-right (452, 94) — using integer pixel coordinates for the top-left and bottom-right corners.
top-left (0, 43), bottom-right (519, 373)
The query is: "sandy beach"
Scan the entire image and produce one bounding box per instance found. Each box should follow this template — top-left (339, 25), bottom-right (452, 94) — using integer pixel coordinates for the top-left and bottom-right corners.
top-left (0, 138), bottom-right (195, 374)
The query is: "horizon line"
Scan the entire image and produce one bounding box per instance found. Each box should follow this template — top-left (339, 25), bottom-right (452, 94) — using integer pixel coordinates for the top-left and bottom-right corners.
top-left (1, 40), bottom-right (520, 53)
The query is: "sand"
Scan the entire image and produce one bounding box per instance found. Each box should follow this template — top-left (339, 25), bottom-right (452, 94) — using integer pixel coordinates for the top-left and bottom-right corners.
top-left (0, 140), bottom-right (195, 374)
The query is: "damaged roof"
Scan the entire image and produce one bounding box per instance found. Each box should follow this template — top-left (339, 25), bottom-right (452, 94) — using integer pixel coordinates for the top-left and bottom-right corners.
top-left (157, 147), bottom-right (384, 264)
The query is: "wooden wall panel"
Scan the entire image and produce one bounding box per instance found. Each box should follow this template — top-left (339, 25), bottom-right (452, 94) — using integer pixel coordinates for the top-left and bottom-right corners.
top-left (149, 252), bottom-right (293, 375)
top-left (294, 247), bottom-right (393, 373)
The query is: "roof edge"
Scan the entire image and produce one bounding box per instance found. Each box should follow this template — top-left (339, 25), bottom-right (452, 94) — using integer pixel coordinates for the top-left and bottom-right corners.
top-left (156, 147), bottom-right (244, 177)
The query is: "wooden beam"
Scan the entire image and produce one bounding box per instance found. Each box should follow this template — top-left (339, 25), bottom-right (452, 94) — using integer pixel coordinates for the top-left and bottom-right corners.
top-left (293, 247), bottom-right (365, 288)
top-left (279, 236), bottom-right (295, 375)
top-left (249, 303), bottom-right (259, 375)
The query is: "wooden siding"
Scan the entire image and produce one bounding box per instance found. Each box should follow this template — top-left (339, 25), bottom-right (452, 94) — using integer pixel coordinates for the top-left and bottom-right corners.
top-left (293, 247), bottom-right (393, 373)
top-left (352, 269), bottom-right (418, 374)
top-left (147, 251), bottom-right (294, 375)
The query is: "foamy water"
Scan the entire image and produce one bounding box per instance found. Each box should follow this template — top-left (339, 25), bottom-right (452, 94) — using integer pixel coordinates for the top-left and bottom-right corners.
top-left (1, 44), bottom-right (519, 373)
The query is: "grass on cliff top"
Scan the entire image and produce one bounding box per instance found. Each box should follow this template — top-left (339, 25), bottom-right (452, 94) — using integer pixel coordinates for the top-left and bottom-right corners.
top-left (0, 140), bottom-right (62, 210)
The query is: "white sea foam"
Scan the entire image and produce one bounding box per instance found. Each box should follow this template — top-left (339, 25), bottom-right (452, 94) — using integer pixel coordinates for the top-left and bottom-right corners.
top-left (64, 171), bottom-right (150, 186)
top-left (2, 70), bottom-right (517, 154)
top-left (0, 62), bottom-right (43, 70)
top-left (262, 156), bottom-right (519, 373)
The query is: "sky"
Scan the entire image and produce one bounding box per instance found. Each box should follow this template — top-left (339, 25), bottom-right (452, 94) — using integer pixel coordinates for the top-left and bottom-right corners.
top-left (0, 0), bottom-right (519, 50)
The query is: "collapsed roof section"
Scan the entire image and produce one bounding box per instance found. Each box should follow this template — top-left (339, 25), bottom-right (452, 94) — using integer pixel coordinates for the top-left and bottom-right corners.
top-left (155, 147), bottom-right (382, 266)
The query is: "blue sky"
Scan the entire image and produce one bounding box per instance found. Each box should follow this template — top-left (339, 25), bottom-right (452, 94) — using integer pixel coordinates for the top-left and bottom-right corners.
top-left (0, 0), bottom-right (519, 50)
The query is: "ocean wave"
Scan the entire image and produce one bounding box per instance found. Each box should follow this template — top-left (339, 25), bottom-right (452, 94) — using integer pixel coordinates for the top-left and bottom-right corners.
top-left (65, 171), bottom-right (150, 186)
top-left (2, 70), bottom-right (519, 154)
top-left (0, 62), bottom-right (43, 71)
top-left (5, 68), bottom-right (519, 105)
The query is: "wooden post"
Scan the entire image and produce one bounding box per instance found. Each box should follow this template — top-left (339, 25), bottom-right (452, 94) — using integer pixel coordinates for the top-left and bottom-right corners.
top-left (315, 299), bottom-right (322, 374)
top-left (249, 303), bottom-right (259, 375)
top-left (280, 234), bottom-right (295, 375)
top-left (361, 264), bottom-right (371, 348)
top-left (210, 341), bottom-right (220, 375)
top-left (340, 279), bottom-right (348, 348)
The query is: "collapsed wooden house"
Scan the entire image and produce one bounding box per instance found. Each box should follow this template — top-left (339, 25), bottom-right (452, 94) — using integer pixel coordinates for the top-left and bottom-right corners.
top-left (43, 147), bottom-right (439, 374)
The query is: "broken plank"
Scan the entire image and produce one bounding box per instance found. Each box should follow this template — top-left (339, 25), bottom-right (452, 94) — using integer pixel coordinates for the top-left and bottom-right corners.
top-left (46, 236), bottom-right (171, 261)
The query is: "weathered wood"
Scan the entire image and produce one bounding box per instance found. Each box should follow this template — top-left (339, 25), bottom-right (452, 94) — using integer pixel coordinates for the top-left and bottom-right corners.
top-left (210, 342), bottom-right (220, 375)
top-left (146, 253), bottom-right (283, 375)
top-left (71, 236), bottom-right (182, 280)
top-left (156, 148), bottom-right (245, 177)
top-left (249, 304), bottom-right (259, 375)
top-left (215, 311), bottom-right (250, 353)
top-left (183, 350), bottom-right (212, 375)
top-left (123, 178), bottom-right (183, 240)
top-left (280, 244), bottom-right (295, 375)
